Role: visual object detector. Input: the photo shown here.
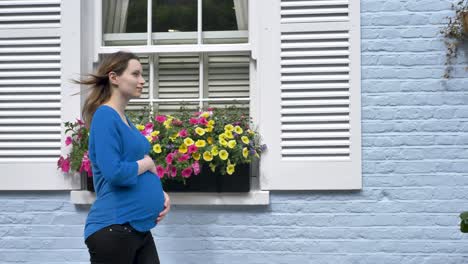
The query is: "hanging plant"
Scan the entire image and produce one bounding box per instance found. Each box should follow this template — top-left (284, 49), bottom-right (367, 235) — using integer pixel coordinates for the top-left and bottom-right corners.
top-left (441, 0), bottom-right (468, 78)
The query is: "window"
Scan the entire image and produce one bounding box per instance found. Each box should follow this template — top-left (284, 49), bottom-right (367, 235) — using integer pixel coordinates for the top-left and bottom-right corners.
top-left (97, 0), bottom-right (252, 117)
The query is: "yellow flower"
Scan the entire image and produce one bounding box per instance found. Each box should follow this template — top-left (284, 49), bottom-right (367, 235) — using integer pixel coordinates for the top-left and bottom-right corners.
top-left (241, 136), bottom-right (250, 144)
top-left (234, 126), bottom-right (243, 134)
top-left (208, 120), bottom-right (215, 126)
top-left (153, 144), bottom-right (162, 153)
top-left (203, 151), bottom-right (213, 161)
top-left (205, 126), bottom-right (213, 133)
top-left (227, 140), bottom-right (236, 149)
top-left (192, 152), bottom-right (201, 160)
top-left (163, 118), bottom-right (173, 129)
top-left (227, 164), bottom-right (235, 175)
top-left (200, 112), bottom-right (210, 118)
top-left (224, 130), bottom-right (234, 139)
top-left (209, 163), bottom-right (216, 172)
top-left (195, 127), bottom-right (206, 136)
top-left (179, 143), bottom-right (188, 154)
top-left (247, 129), bottom-right (255, 135)
top-left (145, 136), bottom-right (152, 142)
top-left (219, 150), bottom-right (229, 160)
top-left (136, 124), bottom-right (145, 131)
top-left (224, 124), bottom-right (234, 132)
top-left (219, 134), bottom-right (226, 140)
top-left (243, 147), bottom-right (249, 158)
top-left (184, 138), bottom-right (194, 146)
top-left (211, 146), bottom-right (219, 156)
top-left (151, 130), bottom-right (160, 137)
top-left (219, 138), bottom-right (228, 147)
top-left (195, 140), bottom-right (206, 148)
top-left (169, 133), bottom-right (178, 141)
top-left (207, 137), bottom-right (214, 145)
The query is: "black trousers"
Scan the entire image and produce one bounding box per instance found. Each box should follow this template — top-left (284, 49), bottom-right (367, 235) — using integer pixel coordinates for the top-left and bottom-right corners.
top-left (85, 223), bottom-right (160, 264)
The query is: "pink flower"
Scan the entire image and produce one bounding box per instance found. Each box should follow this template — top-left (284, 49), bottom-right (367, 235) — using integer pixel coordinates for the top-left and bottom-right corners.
top-left (193, 111), bottom-right (201, 116)
top-left (165, 153), bottom-right (174, 164)
top-left (142, 123), bottom-right (154, 136)
top-left (77, 118), bottom-right (85, 126)
top-left (189, 118), bottom-right (198, 125)
top-left (65, 136), bottom-right (72, 146)
top-left (152, 136), bottom-right (159, 141)
top-left (178, 129), bottom-right (188, 138)
top-left (187, 144), bottom-right (198, 154)
top-left (207, 107), bottom-right (214, 111)
top-left (172, 119), bottom-right (183, 126)
top-left (181, 167), bottom-right (193, 178)
top-left (192, 161), bottom-right (200, 175)
top-left (167, 165), bottom-right (177, 178)
top-left (155, 115), bottom-right (167, 123)
top-left (156, 165), bottom-right (165, 178)
top-left (58, 156), bottom-right (70, 173)
top-left (198, 117), bottom-right (208, 125)
top-left (178, 154), bottom-right (190, 162)
top-left (80, 152), bottom-right (93, 176)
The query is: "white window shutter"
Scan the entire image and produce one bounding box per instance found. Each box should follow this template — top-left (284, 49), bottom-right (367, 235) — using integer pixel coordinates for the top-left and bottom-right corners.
top-left (0, 0), bottom-right (81, 190)
top-left (258, 0), bottom-right (361, 190)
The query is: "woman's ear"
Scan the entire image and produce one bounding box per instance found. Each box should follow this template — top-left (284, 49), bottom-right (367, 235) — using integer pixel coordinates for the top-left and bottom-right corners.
top-left (108, 71), bottom-right (119, 86)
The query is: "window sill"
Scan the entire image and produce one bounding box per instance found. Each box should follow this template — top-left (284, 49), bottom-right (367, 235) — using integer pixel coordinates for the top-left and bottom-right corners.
top-left (70, 190), bottom-right (270, 205)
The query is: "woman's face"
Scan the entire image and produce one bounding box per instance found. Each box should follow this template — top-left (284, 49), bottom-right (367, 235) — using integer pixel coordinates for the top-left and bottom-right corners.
top-left (110, 59), bottom-right (145, 99)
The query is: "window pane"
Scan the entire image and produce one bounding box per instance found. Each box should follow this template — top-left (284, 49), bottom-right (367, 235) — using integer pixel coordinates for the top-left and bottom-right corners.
top-left (154, 102), bottom-right (199, 115)
top-left (155, 54), bottom-right (200, 99)
top-left (102, 0), bottom-right (148, 46)
top-left (202, 0), bottom-right (248, 44)
top-left (207, 53), bottom-right (250, 99)
top-left (151, 0), bottom-right (197, 45)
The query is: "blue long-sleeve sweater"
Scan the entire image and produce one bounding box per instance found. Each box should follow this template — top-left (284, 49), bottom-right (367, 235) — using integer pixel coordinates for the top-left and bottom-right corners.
top-left (84, 105), bottom-right (165, 241)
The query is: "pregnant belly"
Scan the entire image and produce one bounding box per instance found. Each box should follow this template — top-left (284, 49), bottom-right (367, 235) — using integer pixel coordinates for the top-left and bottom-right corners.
top-left (135, 171), bottom-right (165, 216)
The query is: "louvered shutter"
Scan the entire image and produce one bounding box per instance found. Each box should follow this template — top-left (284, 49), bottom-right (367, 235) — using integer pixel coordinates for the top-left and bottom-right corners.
top-left (0, 0), bottom-right (81, 190)
top-left (258, 0), bottom-right (361, 190)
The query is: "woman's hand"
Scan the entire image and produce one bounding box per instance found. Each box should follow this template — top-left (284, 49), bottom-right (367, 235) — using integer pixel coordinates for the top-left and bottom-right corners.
top-left (157, 191), bottom-right (171, 223)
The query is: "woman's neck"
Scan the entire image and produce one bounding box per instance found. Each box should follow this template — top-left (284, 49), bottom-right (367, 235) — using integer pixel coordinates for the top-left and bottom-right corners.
top-left (103, 94), bottom-right (129, 117)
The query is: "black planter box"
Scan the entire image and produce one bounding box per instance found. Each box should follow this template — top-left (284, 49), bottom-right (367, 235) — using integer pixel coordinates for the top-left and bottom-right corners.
top-left (81, 172), bottom-right (95, 192)
top-left (163, 163), bottom-right (251, 192)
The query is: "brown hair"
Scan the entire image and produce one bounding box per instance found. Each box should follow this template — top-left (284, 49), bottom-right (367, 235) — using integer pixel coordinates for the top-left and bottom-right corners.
top-left (75, 51), bottom-right (140, 128)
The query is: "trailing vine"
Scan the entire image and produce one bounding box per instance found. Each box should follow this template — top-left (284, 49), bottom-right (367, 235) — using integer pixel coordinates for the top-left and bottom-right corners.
top-left (441, 0), bottom-right (468, 78)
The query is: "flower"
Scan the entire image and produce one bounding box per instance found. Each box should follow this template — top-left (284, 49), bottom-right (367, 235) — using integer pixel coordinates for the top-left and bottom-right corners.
top-left (178, 144), bottom-right (188, 154)
top-left (181, 167), bottom-right (193, 178)
top-left (184, 138), bottom-right (194, 146)
top-left (178, 129), bottom-right (188, 138)
top-left (243, 147), bottom-right (249, 158)
top-left (156, 165), bottom-right (165, 178)
top-left (58, 119), bottom-right (91, 175)
top-left (153, 144), bottom-right (162, 153)
top-left (195, 139), bottom-right (206, 148)
top-left (227, 140), bottom-right (236, 149)
top-left (192, 161), bottom-right (200, 175)
top-left (65, 136), bottom-right (72, 146)
top-left (195, 127), bottom-right (205, 136)
top-left (155, 115), bottom-right (167, 123)
top-left (224, 124), bottom-right (234, 132)
top-left (234, 126), bottom-right (243, 134)
top-left (187, 144), bottom-right (198, 154)
top-left (165, 153), bottom-right (174, 164)
top-left (219, 150), bottom-right (229, 160)
top-left (241, 136), bottom-right (250, 144)
top-left (203, 151), bottom-right (213, 161)
top-left (226, 164), bottom-right (235, 175)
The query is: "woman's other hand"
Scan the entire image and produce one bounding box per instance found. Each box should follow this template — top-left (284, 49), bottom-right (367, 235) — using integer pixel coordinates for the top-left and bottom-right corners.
top-left (157, 191), bottom-right (171, 223)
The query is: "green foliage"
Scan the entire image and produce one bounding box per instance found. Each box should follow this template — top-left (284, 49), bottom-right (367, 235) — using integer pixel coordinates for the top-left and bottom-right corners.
top-left (460, 211), bottom-right (468, 232)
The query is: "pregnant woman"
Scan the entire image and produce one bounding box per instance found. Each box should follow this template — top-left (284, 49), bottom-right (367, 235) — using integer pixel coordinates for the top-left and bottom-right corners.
top-left (78, 51), bottom-right (170, 264)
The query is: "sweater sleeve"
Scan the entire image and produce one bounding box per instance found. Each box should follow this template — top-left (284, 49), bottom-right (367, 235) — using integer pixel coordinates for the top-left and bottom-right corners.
top-left (92, 110), bottom-right (139, 187)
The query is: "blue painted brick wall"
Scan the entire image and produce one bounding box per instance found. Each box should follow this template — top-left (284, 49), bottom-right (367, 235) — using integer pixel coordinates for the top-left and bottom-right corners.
top-left (2, 0), bottom-right (468, 263)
